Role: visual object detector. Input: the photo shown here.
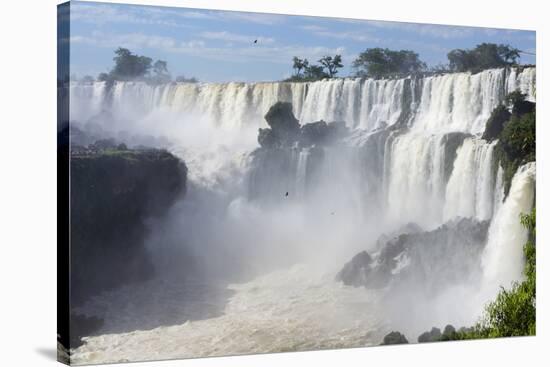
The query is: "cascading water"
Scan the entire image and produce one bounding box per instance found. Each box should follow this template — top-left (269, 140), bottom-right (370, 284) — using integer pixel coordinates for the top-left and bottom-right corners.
top-left (482, 162), bottom-right (536, 289)
top-left (295, 148), bottom-right (310, 198)
top-left (444, 138), bottom-right (498, 222)
top-left (69, 67), bottom-right (536, 364)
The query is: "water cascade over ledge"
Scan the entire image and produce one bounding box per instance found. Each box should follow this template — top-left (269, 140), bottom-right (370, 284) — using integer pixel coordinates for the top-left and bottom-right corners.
top-left (69, 67), bottom-right (536, 364)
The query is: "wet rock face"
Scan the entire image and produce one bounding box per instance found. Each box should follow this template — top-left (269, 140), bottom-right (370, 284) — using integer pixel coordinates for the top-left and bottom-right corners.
top-left (335, 251), bottom-right (373, 287)
top-left (258, 102), bottom-right (350, 149)
top-left (70, 143), bottom-right (187, 305)
top-left (252, 102), bottom-right (351, 202)
top-left (259, 102), bottom-right (301, 147)
top-left (336, 218), bottom-right (490, 293)
top-left (300, 120), bottom-right (350, 147)
top-left (300, 120), bottom-right (329, 147)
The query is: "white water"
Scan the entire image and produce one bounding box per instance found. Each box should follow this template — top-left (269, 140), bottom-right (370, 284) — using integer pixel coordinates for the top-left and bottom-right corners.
top-left (295, 148), bottom-right (310, 198)
top-left (444, 138), bottom-right (497, 222)
top-left (483, 162), bottom-right (536, 288)
top-left (70, 67), bottom-right (535, 132)
top-left (72, 265), bottom-right (385, 365)
top-left (69, 67), bottom-right (536, 364)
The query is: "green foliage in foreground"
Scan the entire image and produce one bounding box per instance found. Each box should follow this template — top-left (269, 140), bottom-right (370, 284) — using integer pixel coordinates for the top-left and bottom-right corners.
top-left (478, 208), bottom-right (536, 337)
top-left (462, 208), bottom-right (536, 339)
top-left (417, 208), bottom-right (536, 342)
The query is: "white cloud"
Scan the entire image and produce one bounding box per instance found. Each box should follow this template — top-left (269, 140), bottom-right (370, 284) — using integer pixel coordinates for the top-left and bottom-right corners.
top-left (70, 2), bottom-right (285, 28)
top-left (366, 20), bottom-right (475, 39)
top-left (70, 3), bottom-right (193, 28)
top-left (300, 25), bottom-right (327, 32)
top-left (218, 11), bottom-right (285, 25)
top-left (200, 31), bottom-right (275, 44)
top-left (70, 31), bottom-right (344, 66)
top-left (300, 24), bottom-right (380, 43)
top-left (314, 30), bottom-right (379, 43)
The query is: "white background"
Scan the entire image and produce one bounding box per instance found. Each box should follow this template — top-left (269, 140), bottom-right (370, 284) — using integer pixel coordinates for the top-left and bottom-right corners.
top-left (0, 0), bottom-right (547, 366)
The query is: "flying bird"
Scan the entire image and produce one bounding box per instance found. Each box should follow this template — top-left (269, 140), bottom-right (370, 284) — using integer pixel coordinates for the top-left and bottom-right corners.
top-left (254, 39), bottom-right (258, 44)
top-left (285, 192), bottom-right (289, 197)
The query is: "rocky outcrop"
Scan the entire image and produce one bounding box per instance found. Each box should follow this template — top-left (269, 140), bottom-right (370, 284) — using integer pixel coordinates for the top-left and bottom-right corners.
top-left (380, 331), bottom-right (409, 345)
top-left (482, 105), bottom-right (511, 141)
top-left (258, 102), bottom-right (301, 148)
top-left (336, 218), bottom-right (490, 293)
top-left (70, 141), bottom-right (187, 305)
top-left (257, 102), bottom-right (350, 149)
top-left (335, 251), bottom-right (373, 287)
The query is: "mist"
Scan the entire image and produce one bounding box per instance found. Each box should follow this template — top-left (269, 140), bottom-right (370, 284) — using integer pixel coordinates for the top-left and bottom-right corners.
top-left (69, 67), bottom-right (535, 363)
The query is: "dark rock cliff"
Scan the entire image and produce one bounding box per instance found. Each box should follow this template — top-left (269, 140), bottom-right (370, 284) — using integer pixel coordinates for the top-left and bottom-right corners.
top-left (70, 144), bottom-right (187, 305)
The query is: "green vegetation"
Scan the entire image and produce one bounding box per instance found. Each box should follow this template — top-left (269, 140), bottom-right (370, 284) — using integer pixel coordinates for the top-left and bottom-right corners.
top-left (96, 47), bottom-right (198, 85)
top-left (472, 207), bottom-right (536, 338)
top-left (352, 48), bottom-right (427, 78)
top-left (447, 43), bottom-right (520, 73)
top-left (417, 207), bottom-right (536, 342)
top-left (175, 75), bottom-right (199, 83)
top-left (287, 43), bottom-right (525, 81)
top-left (497, 110), bottom-right (536, 195)
top-left (485, 90), bottom-right (536, 195)
top-left (287, 54), bottom-right (343, 81)
top-left (319, 55), bottom-right (343, 77)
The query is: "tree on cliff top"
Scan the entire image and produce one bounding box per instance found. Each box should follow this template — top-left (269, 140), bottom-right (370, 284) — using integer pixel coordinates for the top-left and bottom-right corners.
top-left (447, 43), bottom-right (520, 73)
top-left (318, 55), bottom-right (343, 77)
top-left (98, 48), bottom-right (174, 84)
top-left (111, 47), bottom-right (153, 80)
top-left (292, 57), bottom-right (309, 77)
top-left (352, 48), bottom-right (426, 78)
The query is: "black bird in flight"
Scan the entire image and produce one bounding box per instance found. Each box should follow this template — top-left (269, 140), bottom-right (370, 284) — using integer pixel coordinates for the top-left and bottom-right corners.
top-left (254, 39), bottom-right (258, 44)
top-left (285, 192), bottom-right (289, 197)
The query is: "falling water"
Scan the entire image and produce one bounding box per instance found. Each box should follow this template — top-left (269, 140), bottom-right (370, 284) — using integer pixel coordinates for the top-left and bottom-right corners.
top-left (295, 148), bottom-right (310, 198)
top-left (69, 67), bottom-right (536, 364)
top-left (482, 162), bottom-right (536, 289)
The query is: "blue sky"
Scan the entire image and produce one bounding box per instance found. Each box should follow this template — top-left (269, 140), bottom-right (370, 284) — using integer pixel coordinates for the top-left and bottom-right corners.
top-left (68, 1), bottom-right (536, 82)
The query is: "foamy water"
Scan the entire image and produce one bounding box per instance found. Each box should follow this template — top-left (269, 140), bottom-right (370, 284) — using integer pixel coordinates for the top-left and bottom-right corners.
top-left (69, 67), bottom-right (536, 364)
top-left (72, 265), bottom-right (385, 364)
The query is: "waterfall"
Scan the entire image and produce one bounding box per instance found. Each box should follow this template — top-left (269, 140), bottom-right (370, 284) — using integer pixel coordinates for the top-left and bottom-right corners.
top-left (70, 66), bottom-right (537, 363)
top-left (443, 138), bottom-right (497, 222)
top-left (385, 133), bottom-right (448, 227)
top-left (72, 67), bottom-right (535, 133)
top-left (506, 67), bottom-right (536, 101)
top-left (70, 67), bottom-right (535, 228)
top-left (295, 148), bottom-right (310, 198)
top-left (69, 67), bottom-right (535, 227)
top-left (482, 162), bottom-right (536, 288)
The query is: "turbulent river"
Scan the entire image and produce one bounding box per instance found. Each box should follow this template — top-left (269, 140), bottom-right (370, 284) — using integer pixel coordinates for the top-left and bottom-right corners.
top-left (69, 67), bottom-right (535, 364)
